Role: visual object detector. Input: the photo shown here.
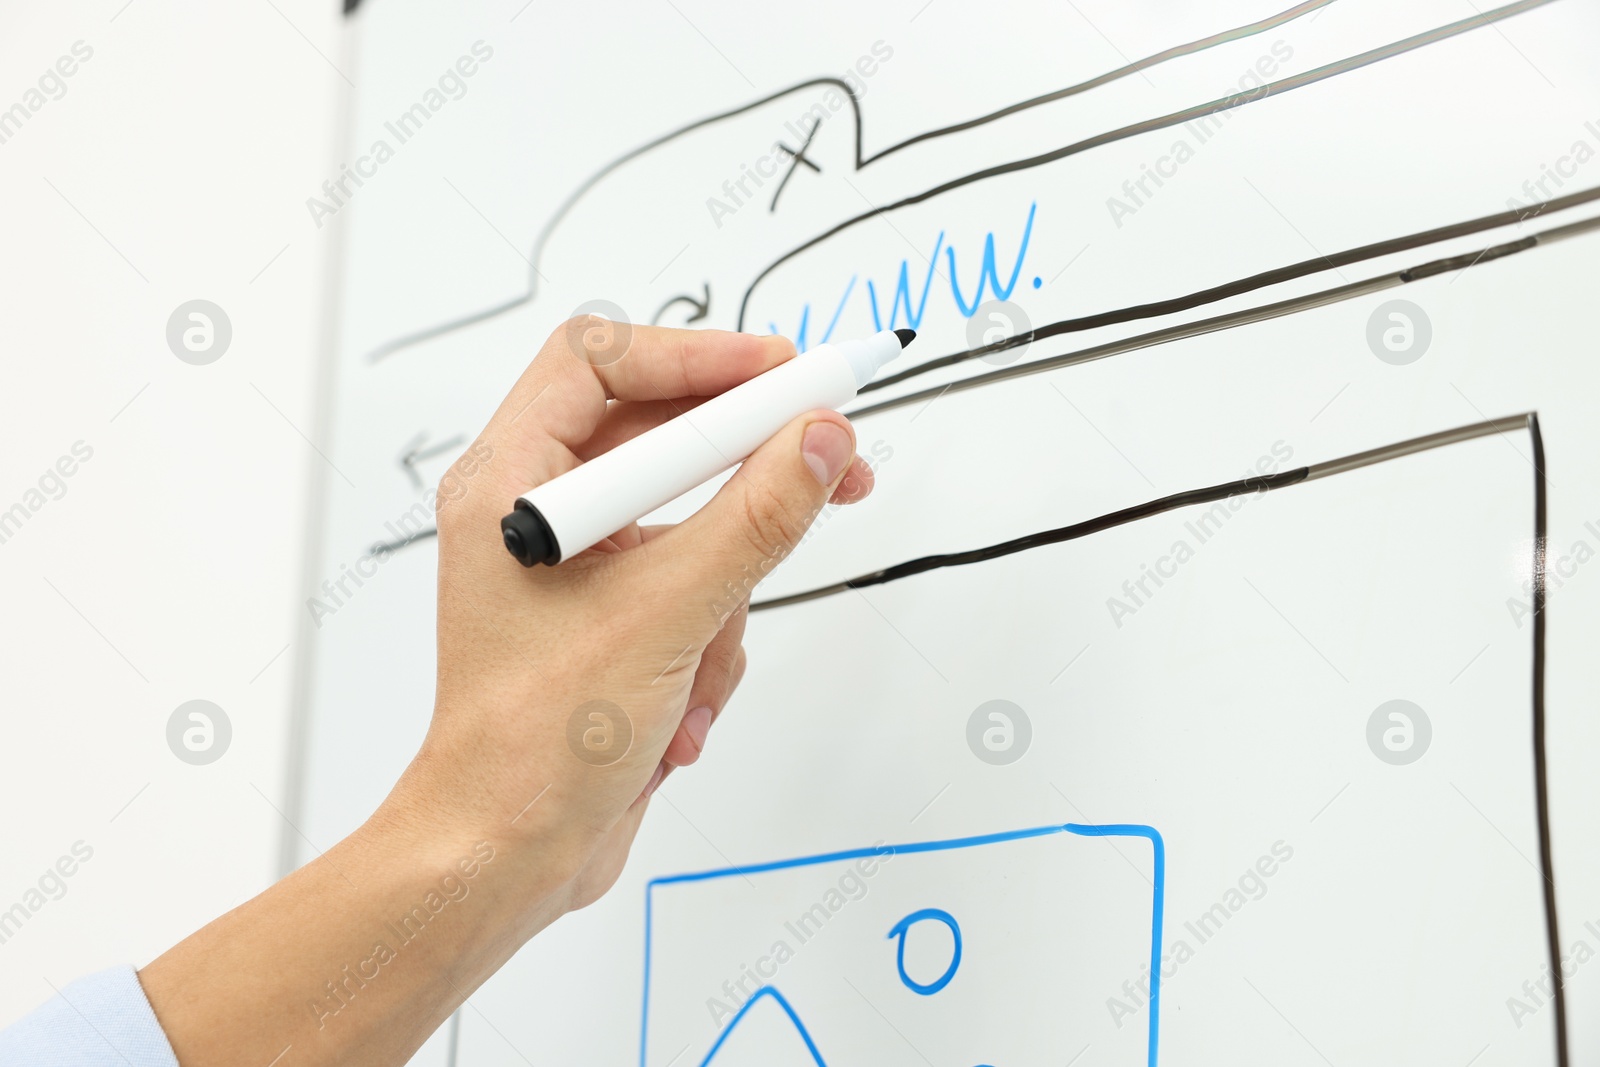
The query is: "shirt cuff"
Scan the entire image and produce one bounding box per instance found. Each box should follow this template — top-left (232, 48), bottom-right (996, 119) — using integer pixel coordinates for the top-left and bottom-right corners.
top-left (0, 965), bottom-right (180, 1067)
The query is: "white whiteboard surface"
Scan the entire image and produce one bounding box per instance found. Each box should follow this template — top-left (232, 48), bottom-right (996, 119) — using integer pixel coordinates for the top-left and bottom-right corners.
top-left (294, 2), bottom-right (1600, 1063)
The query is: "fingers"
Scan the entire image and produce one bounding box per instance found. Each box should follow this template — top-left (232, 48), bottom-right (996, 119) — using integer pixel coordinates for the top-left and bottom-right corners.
top-left (728, 643), bottom-right (748, 691)
top-left (456, 319), bottom-right (875, 581)
top-left (486, 322), bottom-right (795, 473)
top-left (662, 605), bottom-right (748, 769)
top-left (574, 397), bottom-right (708, 461)
top-left (573, 323), bottom-right (794, 404)
top-left (646, 645), bottom-right (747, 800)
top-left (650, 410), bottom-right (858, 612)
top-left (586, 402), bottom-right (876, 501)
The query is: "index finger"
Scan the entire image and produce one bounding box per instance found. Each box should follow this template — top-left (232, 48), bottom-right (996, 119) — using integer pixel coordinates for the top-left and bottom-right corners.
top-left (488, 317), bottom-right (796, 454)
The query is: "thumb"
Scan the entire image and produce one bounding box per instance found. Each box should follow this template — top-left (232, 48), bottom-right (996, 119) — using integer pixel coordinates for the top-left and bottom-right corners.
top-left (657, 410), bottom-right (857, 608)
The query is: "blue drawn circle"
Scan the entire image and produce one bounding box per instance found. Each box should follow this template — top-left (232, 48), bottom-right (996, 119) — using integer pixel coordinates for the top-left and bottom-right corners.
top-left (886, 908), bottom-right (962, 995)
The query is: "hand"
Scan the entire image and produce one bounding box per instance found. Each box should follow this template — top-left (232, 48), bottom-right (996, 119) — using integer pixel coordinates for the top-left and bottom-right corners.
top-left (138, 319), bottom-right (877, 1067)
top-left (392, 317), bottom-right (877, 911)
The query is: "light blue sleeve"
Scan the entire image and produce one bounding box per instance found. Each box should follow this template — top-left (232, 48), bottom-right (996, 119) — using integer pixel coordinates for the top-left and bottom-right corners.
top-left (0, 966), bottom-right (180, 1067)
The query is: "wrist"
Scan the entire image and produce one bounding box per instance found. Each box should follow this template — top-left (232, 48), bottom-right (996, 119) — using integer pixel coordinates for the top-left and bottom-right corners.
top-left (142, 785), bottom-right (578, 1067)
top-left (367, 747), bottom-right (587, 938)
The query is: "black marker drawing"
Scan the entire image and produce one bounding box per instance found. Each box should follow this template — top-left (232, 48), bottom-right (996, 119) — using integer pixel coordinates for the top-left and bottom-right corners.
top-left (850, 206), bottom-right (1600, 420)
top-left (397, 431), bottom-right (467, 490)
top-left (651, 283), bottom-right (712, 326)
top-left (323, 6), bottom-right (1583, 1061)
top-left (731, 0), bottom-right (1560, 331)
top-left (366, 198), bottom-right (1600, 558)
top-left (750, 412), bottom-right (1566, 1065)
top-left (363, 0), bottom-right (1351, 362)
top-left (770, 116), bottom-right (823, 214)
top-left (371, 0), bottom-right (1558, 363)
top-left (859, 183), bottom-right (1600, 398)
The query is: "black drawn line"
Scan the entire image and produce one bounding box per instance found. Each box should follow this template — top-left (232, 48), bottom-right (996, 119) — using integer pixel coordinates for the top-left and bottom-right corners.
top-left (364, 208), bottom-right (1599, 562)
top-left (1528, 412), bottom-right (1566, 1067)
top-left (873, 0), bottom-right (1334, 164)
top-left (651, 283), bottom-right (712, 325)
top-left (848, 208), bottom-right (1600, 421)
top-left (771, 116), bottom-right (823, 214)
top-left (366, 292), bottom-right (535, 363)
top-left (1243, 175), bottom-right (1351, 282)
top-left (864, 182), bottom-right (1600, 394)
top-left (1062, 1), bottom-right (1157, 91)
top-left (361, 0), bottom-right (1346, 361)
top-left (750, 412), bottom-right (1565, 1062)
top-left (752, 415), bottom-right (1521, 607)
top-left (734, 0), bottom-right (1560, 329)
top-left (399, 432), bottom-right (467, 489)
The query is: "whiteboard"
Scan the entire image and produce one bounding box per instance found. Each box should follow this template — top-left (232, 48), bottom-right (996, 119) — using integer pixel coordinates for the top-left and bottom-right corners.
top-left (291, 1), bottom-right (1600, 1064)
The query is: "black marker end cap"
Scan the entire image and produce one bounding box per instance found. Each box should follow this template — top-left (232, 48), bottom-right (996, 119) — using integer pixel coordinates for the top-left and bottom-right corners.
top-left (501, 503), bottom-right (560, 567)
top-left (893, 328), bottom-right (916, 348)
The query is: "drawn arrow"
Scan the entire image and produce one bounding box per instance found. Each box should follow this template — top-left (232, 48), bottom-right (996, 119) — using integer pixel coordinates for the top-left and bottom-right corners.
top-left (397, 431), bottom-right (466, 490)
top-left (651, 283), bottom-right (711, 326)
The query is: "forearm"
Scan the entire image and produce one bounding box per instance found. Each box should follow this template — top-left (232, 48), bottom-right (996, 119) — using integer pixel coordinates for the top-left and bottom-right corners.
top-left (138, 789), bottom-right (574, 1067)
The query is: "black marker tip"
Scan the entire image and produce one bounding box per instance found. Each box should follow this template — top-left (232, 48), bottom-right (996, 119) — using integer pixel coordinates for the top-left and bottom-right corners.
top-left (893, 328), bottom-right (916, 348)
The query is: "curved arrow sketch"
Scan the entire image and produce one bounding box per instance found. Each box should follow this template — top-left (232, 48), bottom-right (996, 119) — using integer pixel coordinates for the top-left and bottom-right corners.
top-left (652, 283), bottom-right (712, 326)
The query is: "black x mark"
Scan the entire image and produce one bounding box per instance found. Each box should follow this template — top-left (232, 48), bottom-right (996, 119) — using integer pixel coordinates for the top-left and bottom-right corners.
top-left (770, 116), bottom-right (823, 213)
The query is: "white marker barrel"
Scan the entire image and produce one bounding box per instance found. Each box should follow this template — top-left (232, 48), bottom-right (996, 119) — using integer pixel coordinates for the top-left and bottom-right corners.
top-left (502, 329), bottom-right (910, 565)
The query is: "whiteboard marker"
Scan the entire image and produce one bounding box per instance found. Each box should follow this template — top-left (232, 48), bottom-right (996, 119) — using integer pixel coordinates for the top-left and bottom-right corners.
top-left (500, 328), bottom-right (916, 566)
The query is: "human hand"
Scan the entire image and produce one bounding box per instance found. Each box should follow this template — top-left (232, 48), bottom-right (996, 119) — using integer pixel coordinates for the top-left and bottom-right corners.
top-left (390, 317), bottom-right (876, 916)
top-left (136, 319), bottom-right (879, 1067)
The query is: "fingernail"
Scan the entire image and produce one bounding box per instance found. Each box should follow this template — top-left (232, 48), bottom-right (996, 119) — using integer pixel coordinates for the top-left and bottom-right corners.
top-left (801, 421), bottom-right (853, 486)
top-left (683, 706), bottom-right (713, 755)
top-left (642, 761), bottom-right (666, 798)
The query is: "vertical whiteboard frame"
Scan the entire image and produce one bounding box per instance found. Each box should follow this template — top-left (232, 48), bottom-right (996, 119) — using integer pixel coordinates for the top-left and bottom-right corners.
top-left (275, 4), bottom-right (366, 881)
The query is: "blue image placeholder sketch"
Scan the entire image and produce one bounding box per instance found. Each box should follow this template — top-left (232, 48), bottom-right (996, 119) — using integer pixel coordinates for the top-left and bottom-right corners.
top-left (293, 1), bottom-right (1600, 1064)
top-left (640, 823), bottom-right (1164, 1067)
